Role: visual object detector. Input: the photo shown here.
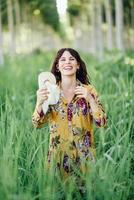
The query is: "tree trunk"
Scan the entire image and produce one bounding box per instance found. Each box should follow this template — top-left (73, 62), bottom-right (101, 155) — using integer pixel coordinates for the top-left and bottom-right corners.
top-left (104, 0), bottom-right (113, 49)
top-left (14, 0), bottom-right (21, 27)
top-left (90, 0), bottom-right (104, 59)
top-left (73, 16), bottom-right (82, 50)
top-left (90, 0), bottom-right (97, 55)
top-left (96, 1), bottom-right (104, 59)
top-left (115, 0), bottom-right (124, 51)
top-left (0, 5), bottom-right (4, 66)
top-left (130, 1), bottom-right (134, 28)
top-left (22, 2), bottom-right (29, 24)
top-left (7, 0), bottom-right (15, 54)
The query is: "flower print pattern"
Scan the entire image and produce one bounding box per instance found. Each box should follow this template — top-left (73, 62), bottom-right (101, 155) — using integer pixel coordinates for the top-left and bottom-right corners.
top-left (51, 135), bottom-right (60, 148)
top-left (83, 131), bottom-right (91, 148)
top-left (75, 130), bottom-right (92, 160)
top-left (51, 100), bottom-right (66, 120)
top-left (72, 127), bottom-right (83, 136)
top-left (69, 140), bottom-right (76, 150)
top-left (95, 116), bottom-right (107, 127)
top-left (47, 150), bottom-right (51, 163)
top-left (76, 98), bottom-right (88, 116)
top-left (32, 81), bottom-right (107, 175)
top-left (63, 154), bottom-right (70, 173)
top-left (50, 123), bottom-right (58, 134)
top-left (62, 153), bottom-right (80, 173)
top-left (67, 103), bottom-right (74, 121)
top-left (75, 156), bottom-right (80, 165)
top-left (39, 110), bottom-right (44, 117)
top-left (77, 142), bottom-right (92, 161)
top-left (60, 109), bottom-right (66, 119)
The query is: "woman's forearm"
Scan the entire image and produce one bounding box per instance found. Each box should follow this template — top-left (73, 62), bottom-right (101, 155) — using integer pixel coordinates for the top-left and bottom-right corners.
top-left (87, 92), bottom-right (107, 127)
top-left (35, 101), bottom-right (43, 114)
top-left (88, 94), bottom-right (100, 112)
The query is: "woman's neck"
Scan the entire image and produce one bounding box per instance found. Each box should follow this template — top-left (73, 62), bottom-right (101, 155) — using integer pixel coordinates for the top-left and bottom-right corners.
top-left (60, 76), bottom-right (77, 91)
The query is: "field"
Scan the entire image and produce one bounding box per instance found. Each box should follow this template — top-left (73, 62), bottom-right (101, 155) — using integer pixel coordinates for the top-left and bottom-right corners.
top-left (0, 50), bottom-right (134, 200)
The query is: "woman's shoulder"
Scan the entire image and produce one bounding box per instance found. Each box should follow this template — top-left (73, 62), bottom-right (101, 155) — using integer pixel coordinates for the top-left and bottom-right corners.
top-left (77, 80), bottom-right (96, 91)
top-left (83, 83), bottom-right (98, 95)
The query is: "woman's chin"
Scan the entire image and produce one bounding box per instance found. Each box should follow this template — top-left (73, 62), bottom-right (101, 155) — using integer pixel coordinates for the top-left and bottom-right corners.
top-left (61, 71), bottom-right (76, 77)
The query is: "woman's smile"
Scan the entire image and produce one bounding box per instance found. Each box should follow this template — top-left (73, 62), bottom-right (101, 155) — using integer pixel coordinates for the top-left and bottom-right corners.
top-left (64, 66), bottom-right (73, 70)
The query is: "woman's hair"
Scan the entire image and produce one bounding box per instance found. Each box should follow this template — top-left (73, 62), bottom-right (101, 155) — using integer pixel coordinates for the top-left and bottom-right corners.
top-left (51, 48), bottom-right (90, 85)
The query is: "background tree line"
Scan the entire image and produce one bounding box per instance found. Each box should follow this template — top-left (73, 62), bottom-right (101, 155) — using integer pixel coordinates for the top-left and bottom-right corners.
top-left (0, 0), bottom-right (134, 65)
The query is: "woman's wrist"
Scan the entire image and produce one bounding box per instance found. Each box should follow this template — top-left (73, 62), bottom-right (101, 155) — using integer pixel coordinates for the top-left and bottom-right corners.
top-left (36, 102), bottom-right (43, 113)
top-left (87, 92), bottom-right (95, 104)
top-left (87, 92), bottom-right (99, 113)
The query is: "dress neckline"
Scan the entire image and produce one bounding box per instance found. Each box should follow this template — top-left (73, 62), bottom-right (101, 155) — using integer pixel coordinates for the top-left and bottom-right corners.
top-left (58, 80), bottom-right (82, 105)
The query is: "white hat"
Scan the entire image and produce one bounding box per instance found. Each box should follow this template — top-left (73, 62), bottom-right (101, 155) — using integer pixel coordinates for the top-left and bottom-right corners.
top-left (38, 72), bottom-right (56, 89)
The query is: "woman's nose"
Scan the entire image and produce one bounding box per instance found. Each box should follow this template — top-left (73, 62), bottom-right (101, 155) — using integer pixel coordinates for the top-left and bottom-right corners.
top-left (65, 59), bottom-right (70, 64)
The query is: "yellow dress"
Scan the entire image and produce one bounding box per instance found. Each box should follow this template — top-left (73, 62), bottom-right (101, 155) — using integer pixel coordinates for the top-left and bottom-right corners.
top-left (32, 81), bottom-right (107, 176)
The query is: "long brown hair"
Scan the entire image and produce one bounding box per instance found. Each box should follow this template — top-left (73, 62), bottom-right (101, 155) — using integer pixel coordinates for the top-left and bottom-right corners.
top-left (51, 48), bottom-right (90, 84)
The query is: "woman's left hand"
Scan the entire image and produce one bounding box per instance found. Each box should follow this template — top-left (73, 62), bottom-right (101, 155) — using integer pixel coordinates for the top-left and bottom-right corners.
top-left (74, 86), bottom-right (89, 99)
top-left (74, 86), bottom-right (95, 103)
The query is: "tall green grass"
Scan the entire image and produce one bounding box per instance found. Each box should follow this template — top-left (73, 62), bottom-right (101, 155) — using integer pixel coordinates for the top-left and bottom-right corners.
top-left (0, 51), bottom-right (134, 200)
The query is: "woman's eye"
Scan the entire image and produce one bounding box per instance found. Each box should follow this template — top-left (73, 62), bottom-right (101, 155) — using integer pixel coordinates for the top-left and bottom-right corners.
top-left (60, 57), bottom-right (75, 61)
top-left (70, 58), bottom-right (75, 60)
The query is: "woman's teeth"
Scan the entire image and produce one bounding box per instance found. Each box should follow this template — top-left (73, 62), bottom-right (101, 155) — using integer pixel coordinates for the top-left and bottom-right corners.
top-left (64, 66), bottom-right (73, 70)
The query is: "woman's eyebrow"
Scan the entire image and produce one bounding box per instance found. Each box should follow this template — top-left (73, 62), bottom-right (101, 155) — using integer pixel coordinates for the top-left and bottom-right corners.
top-left (60, 56), bottom-right (74, 59)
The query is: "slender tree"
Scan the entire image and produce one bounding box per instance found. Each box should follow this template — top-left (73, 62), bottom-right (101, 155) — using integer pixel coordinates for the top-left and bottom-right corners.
top-left (90, 0), bottom-right (104, 59)
top-left (14, 0), bottom-right (21, 27)
top-left (0, 2), bottom-right (4, 65)
top-left (115, 0), bottom-right (124, 51)
top-left (104, 0), bottom-right (113, 49)
top-left (96, 0), bottom-right (104, 59)
top-left (7, 0), bottom-right (15, 54)
top-left (0, 3), bottom-right (4, 65)
top-left (90, 0), bottom-right (97, 54)
top-left (130, 1), bottom-right (134, 28)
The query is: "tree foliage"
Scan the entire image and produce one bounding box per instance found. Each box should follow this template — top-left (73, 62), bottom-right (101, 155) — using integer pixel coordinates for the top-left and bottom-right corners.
top-left (0, 0), bottom-right (60, 32)
top-left (39, 0), bottom-right (60, 32)
top-left (67, 0), bottom-right (134, 27)
top-left (29, 0), bottom-right (60, 32)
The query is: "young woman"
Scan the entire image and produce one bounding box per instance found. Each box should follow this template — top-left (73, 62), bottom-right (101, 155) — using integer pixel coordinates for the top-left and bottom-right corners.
top-left (32, 48), bottom-right (107, 176)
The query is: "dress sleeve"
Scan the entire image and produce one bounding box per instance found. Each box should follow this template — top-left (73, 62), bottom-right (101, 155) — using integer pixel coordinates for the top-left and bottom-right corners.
top-left (87, 85), bottom-right (107, 128)
top-left (32, 107), bottom-right (49, 128)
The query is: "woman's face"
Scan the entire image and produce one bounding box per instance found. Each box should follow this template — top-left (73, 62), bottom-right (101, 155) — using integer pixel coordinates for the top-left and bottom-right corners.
top-left (58, 51), bottom-right (79, 77)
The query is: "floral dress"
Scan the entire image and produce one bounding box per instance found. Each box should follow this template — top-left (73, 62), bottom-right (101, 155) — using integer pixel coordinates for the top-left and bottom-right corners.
top-left (32, 81), bottom-right (107, 176)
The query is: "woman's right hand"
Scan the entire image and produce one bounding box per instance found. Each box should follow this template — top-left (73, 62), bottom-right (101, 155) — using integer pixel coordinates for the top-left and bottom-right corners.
top-left (36, 88), bottom-right (49, 106)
